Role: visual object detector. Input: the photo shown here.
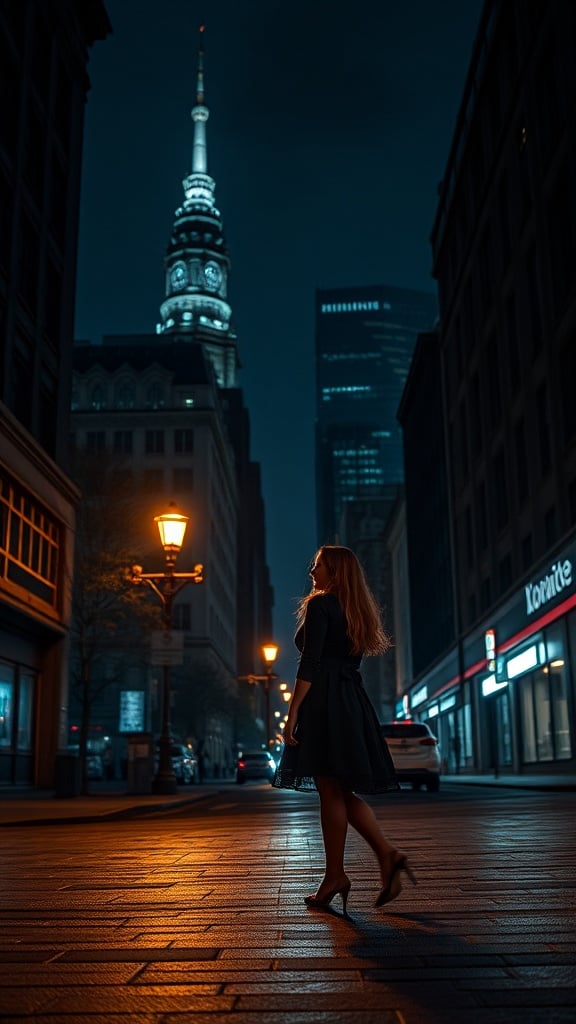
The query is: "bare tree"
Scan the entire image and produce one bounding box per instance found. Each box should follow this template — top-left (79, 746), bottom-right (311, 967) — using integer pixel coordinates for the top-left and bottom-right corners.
top-left (69, 456), bottom-right (159, 792)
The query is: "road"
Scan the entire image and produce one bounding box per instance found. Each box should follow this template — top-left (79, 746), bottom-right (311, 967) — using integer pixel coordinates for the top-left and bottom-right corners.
top-left (0, 782), bottom-right (574, 1023)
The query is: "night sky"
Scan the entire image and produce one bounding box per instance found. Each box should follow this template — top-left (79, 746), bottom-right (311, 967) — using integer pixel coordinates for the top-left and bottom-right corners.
top-left (75, 0), bottom-right (484, 676)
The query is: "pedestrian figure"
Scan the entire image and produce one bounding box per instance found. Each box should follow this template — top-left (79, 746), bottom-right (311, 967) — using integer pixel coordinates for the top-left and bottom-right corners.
top-left (273, 545), bottom-right (416, 913)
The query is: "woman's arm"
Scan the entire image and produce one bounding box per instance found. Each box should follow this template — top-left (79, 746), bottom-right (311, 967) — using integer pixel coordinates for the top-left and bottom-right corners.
top-left (284, 677), bottom-right (311, 746)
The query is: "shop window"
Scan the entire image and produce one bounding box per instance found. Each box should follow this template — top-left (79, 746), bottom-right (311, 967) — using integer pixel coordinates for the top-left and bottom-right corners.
top-left (17, 674), bottom-right (34, 750)
top-left (545, 622), bottom-right (572, 760)
top-left (518, 620), bottom-right (573, 764)
top-left (0, 668), bottom-right (14, 747)
top-left (519, 680), bottom-right (537, 763)
top-left (533, 669), bottom-right (554, 761)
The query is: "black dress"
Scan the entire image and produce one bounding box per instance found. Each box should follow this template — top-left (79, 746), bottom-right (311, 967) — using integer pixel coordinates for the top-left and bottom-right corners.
top-left (272, 592), bottom-right (399, 794)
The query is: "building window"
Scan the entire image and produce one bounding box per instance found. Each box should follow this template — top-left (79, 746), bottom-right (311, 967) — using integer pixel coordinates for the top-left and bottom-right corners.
top-left (90, 384), bottom-right (107, 410)
top-left (0, 472), bottom-right (61, 611)
top-left (145, 430), bottom-right (164, 454)
top-left (86, 431), bottom-right (105, 453)
top-left (174, 429), bottom-right (194, 454)
top-left (146, 383), bottom-right (164, 409)
top-left (113, 431), bottom-right (133, 454)
top-left (115, 382), bottom-right (135, 409)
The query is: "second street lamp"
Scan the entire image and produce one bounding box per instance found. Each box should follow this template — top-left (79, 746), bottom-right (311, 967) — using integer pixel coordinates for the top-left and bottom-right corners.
top-left (261, 643), bottom-right (279, 749)
top-left (130, 502), bottom-right (204, 794)
top-left (238, 642), bottom-right (279, 749)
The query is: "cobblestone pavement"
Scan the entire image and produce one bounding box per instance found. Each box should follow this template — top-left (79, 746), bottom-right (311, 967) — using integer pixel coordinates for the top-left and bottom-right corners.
top-left (0, 783), bottom-right (574, 1023)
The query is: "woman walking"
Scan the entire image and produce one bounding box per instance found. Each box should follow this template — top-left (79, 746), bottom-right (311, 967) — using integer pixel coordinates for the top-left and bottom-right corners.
top-left (273, 545), bottom-right (416, 913)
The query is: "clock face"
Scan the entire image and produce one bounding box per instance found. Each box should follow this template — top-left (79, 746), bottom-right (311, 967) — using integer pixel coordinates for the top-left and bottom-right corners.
top-left (204, 261), bottom-right (222, 291)
top-left (170, 263), bottom-right (187, 290)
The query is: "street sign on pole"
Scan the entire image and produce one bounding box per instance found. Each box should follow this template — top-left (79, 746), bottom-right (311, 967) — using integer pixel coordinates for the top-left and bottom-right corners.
top-left (150, 631), bottom-right (184, 666)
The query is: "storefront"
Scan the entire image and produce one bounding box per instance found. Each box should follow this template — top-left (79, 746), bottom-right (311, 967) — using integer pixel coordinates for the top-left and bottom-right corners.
top-left (402, 539), bottom-right (576, 779)
top-left (0, 658), bottom-right (37, 785)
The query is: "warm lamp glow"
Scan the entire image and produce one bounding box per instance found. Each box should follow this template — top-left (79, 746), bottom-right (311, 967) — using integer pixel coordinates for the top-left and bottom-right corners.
top-left (261, 643), bottom-right (279, 666)
top-left (155, 503), bottom-right (189, 553)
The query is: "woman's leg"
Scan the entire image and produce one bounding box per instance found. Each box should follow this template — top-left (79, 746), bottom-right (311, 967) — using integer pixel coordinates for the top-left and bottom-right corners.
top-left (343, 791), bottom-right (398, 883)
top-left (314, 776), bottom-right (349, 891)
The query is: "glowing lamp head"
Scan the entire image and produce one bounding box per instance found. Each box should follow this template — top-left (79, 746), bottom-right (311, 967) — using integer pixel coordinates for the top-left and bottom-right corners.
top-left (261, 643), bottom-right (279, 668)
top-left (155, 503), bottom-right (189, 561)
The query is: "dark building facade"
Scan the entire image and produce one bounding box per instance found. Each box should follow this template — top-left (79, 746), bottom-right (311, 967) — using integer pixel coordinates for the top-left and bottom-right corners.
top-left (315, 284), bottom-right (437, 546)
top-left (70, 30), bottom-right (273, 768)
top-left (397, 331), bottom-right (454, 679)
top-left (399, 0), bottom-right (576, 780)
top-left (0, 1), bottom-right (110, 786)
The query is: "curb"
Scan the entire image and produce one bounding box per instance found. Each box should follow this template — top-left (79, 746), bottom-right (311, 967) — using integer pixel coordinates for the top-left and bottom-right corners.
top-left (0, 791), bottom-right (220, 828)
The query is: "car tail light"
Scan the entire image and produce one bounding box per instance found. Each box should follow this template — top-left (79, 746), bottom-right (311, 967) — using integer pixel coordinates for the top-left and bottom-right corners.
top-left (237, 760), bottom-right (246, 768)
top-left (419, 737), bottom-right (437, 746)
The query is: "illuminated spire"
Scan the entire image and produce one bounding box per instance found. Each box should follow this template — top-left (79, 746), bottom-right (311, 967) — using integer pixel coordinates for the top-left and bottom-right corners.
top-left (192, 25), bottom-right (208, 175)
top-left (157, 25), bottom-right (238, 389)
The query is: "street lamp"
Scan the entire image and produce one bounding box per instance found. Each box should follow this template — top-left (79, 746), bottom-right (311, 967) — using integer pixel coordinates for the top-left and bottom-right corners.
top-left (130, 502), bottom-right (204, 794)
top-left (238, 642), bottom-right (279, 748)
top-left (261, 643), bottom-right (279, 747)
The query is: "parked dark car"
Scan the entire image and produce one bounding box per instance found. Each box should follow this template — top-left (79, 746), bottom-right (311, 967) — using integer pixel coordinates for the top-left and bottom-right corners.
top-left (236, 750), bottom-right (276, 784)
top-left (380, 721), bottom-right (441, 792)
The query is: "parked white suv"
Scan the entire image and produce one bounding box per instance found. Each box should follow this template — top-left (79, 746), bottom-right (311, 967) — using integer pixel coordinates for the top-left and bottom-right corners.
top-left (380, 721), bottom-right (441, 792)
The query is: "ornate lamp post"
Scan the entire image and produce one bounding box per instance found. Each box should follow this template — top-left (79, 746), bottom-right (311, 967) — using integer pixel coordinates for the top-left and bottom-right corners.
top-left (238, 642), bottom-right (279, 748)
top-left (130, 503), bottom-right (203, 794)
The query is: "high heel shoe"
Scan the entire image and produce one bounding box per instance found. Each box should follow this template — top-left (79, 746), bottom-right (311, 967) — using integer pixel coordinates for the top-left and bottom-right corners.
top-left (375, 853), bottom-right (417, 908)
top-left (305, 877), bottom-right (351, 915)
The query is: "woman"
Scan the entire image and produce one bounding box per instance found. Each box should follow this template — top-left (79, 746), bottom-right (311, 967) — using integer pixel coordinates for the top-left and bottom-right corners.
top-left (273, 545), bottom-right (416, 913)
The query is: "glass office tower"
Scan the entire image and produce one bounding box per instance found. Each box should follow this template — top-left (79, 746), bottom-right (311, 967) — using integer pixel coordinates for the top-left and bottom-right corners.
top-left (316, 284), bottom-right (437, 543)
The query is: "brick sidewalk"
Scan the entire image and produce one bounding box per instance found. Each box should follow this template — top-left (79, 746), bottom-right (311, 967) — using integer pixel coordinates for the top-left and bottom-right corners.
top-left (0, 784), bottom-right (574, 1022)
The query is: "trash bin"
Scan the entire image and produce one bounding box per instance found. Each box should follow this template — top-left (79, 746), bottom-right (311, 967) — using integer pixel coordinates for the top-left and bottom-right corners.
top-left (54, 752), bottom-right (81, 798)
top-left (126, 732), bottom-right (153, 794)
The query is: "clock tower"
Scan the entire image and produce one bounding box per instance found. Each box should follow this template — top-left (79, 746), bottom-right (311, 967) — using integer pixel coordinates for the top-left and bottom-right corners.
top-left (157, 26), bottom-right (237, 388)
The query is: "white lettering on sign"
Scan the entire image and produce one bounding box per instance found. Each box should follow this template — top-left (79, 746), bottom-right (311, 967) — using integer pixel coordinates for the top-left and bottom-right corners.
top-left (524, 559), bottom-right (573, 615)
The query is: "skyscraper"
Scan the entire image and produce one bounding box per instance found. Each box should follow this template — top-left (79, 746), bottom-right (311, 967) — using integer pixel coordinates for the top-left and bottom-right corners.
top-left (315, 284), bottom-right (437, 545)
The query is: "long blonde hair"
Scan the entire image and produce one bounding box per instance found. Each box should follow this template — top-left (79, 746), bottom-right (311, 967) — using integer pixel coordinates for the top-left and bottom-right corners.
top-left (296, 545), bottom-right (390, 655)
